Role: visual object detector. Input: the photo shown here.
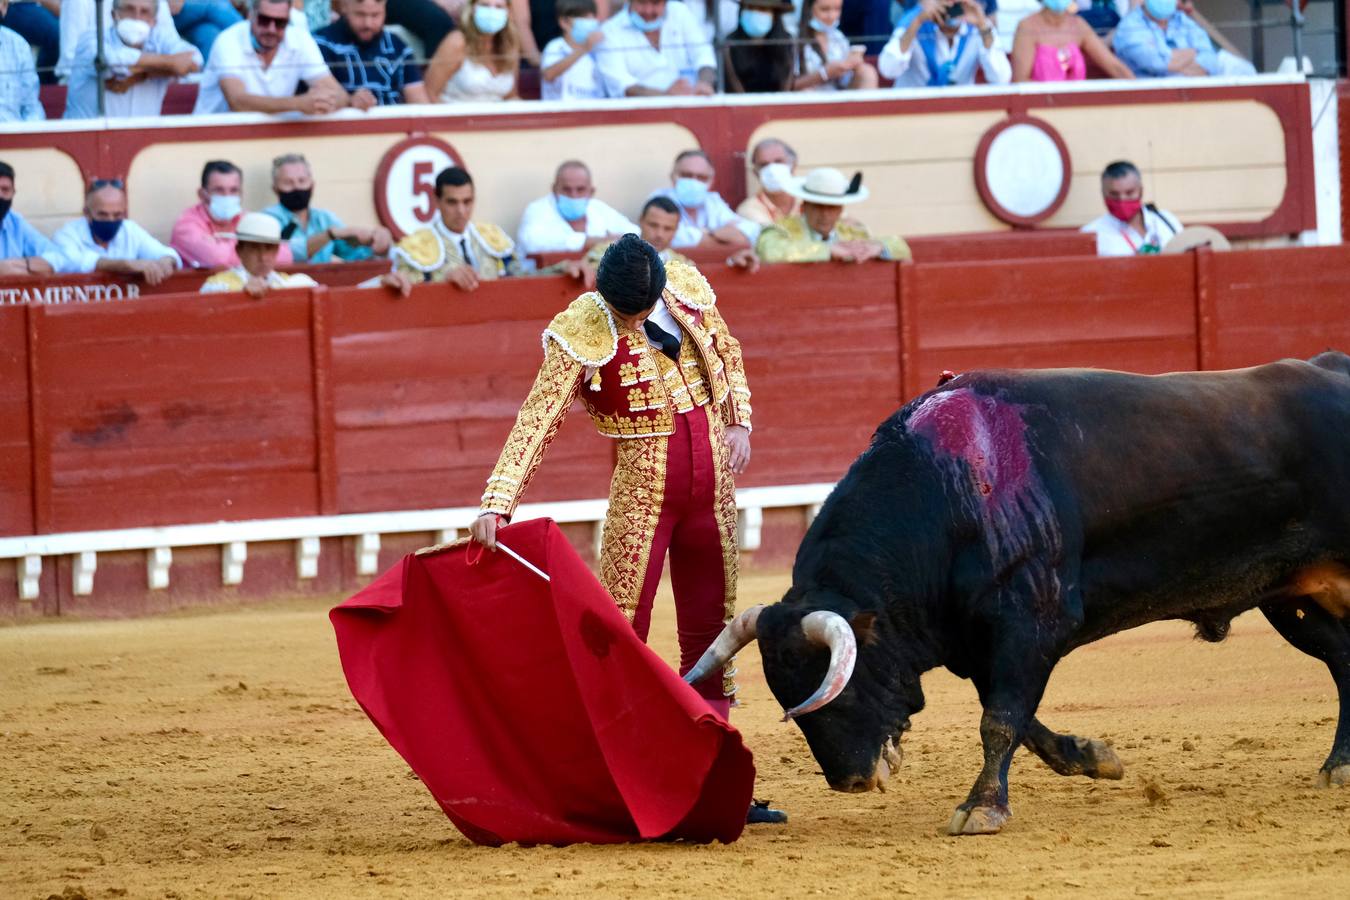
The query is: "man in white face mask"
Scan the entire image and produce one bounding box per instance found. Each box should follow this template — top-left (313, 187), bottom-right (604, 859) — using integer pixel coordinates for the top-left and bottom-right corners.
top-left (171, 160), bottom-right (296, 269)
top-left (63, 0), bottom-right (202, 119)
top-left (736, 138), bottom-right (801, 227)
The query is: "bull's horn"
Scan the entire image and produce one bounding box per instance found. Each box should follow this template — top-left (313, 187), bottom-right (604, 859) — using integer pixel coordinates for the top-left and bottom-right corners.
top-left (782, 611), bottom-right (857, 720)
top-left (684, 605), bottom-right (763, 686)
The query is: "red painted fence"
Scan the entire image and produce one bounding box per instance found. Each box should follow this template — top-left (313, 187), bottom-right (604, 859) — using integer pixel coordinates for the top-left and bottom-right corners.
top-left (4, 245), bottom-right (1350, 540)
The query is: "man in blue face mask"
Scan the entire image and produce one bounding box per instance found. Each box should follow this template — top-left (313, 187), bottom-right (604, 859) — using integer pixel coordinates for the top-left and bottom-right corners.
top-left (52, 181), bottom-right (181, 284)
top-left (516, 160), bottom-right (640, 256)
top-left (1112, 0), bottom-right (1255, 78)
top-left (649, 149), bottom-right (760, 251)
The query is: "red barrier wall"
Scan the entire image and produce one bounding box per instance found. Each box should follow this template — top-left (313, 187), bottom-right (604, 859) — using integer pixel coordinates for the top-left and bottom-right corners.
top-left (5, 246), bottom-right (1350, 540)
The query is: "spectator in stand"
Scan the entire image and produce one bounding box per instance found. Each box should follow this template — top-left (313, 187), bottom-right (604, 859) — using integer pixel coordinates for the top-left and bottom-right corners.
top-left (1080, 159), bottom-right (1182, 256)
top-left (737, 137), bottom-right (800, 227)
top-left (540, 0), bottom-right (605, 101)
top-left (683, 0), bottom-right (739, 44)
top-left (53, 180), bottom-right (181, 284)
top-left (0, 161), bottom-right (66, 275)
top-left (171, 160), bottom-right (295, 269)
top-left (596, 0), bottom-right (716, 98)
top-left (201, 212), bottom-right (320, 296)
top-left (1112, 0), bottom-right (1255, 79)
top-left (1, 0), bottom-right (59, 85)
top-left (879, 0), bottom-right (1010, 86)
top-left (516, 159), bottom-right (638, 256)
top-left (58, 0), bottom-right (180, 84)
top-left (65, 0), bottom-right (203, 120)
top-left (316, 0), bottom-right (430, 107)
top-left (793, 0), bottom-right (879, 91)
top-left (425, 0), bottom-right (520, 101)
top-left (723, 0), bottom-right (795, 93)
top-left (1011, 0), bottom-right (1133, 81)
top-left (0, 0), bottom-right (43, 122)
top-left (263, 153), bottom-right (392, 263)
top-left (193, 0), bottom-right (349, 114)
top-left (757, 167), bottom-right (910, 263)
top-left (172, 0), bottom-right (243, 59)
top-left (390, 166), bottom-right (518, 291)
top-left (651, 149), bottom-right (759, 250)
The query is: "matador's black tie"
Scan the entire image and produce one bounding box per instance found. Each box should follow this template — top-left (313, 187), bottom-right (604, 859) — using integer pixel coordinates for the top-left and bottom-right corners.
top-left (644, 320), bottom-right (682, 362)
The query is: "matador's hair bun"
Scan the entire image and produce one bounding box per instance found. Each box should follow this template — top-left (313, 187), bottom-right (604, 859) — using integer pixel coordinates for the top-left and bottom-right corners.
top-left (596, 233), bottom-right (665, 316)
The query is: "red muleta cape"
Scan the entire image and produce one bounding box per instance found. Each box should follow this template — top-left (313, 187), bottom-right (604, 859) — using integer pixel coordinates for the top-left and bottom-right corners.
top-left (330, 518), bottom-right (755, 846)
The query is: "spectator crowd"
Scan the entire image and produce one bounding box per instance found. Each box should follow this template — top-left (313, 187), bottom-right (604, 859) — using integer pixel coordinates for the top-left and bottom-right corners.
top-left (0, 0), bottom-right (1261, 121)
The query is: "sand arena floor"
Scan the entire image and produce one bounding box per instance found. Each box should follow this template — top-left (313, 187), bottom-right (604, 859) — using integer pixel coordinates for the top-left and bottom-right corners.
top-left (3, 570), bottom-right (1350, 899)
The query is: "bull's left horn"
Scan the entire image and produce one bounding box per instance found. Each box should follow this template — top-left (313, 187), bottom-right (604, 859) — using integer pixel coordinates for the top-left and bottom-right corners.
top-left (684, 605), bottom-right (763, 686)
top-left (782, 611), bottom-right (857, 720)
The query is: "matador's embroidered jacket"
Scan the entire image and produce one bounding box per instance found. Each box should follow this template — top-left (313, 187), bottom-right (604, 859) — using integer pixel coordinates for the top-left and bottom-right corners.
top-left (479, 257), bottom-right (753, 520)
top-left (391, 219), bottom-right (517, 283)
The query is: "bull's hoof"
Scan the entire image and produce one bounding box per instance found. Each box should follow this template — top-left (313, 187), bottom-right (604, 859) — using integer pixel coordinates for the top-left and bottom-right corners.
top-left (946, 804), bottom-right (1010, 836)
top-left (1082, 738), bottom-right (1125, 780)
top-left (1316, 764), bottom-right (1350, 788)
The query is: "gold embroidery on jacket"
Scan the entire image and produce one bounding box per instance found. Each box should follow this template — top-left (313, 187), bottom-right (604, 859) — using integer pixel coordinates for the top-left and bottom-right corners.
top-left (600, 435), bottom-right (668, 622)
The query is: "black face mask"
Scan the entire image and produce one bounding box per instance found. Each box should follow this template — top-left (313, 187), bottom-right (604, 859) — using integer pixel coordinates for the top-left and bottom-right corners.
top-left (277, 188), bottom-right (312, 212)
top-left (0, 197), bottom-right (11, 226)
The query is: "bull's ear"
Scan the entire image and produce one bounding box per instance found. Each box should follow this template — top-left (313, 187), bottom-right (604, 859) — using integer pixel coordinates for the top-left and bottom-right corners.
top-left (850, 611), bottom-right (879, 646)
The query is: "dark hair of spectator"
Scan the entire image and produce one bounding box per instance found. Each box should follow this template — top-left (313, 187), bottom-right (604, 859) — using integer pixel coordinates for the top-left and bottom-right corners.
top-left (725, 7), bottom-right (793, 94)
top-left (642, 196), bottom-right (680, 218)
top-left (555, 0), bottom-right (597, 19)
top-left (435, 166), bottom-right (474, 197)
top-left (798, 0), bottom-right (826, 73)
top-left (200, 160), bottom-right (242, 189)
top-left (596, 233), bottom-right (666, 316)
top-left (1101, 160), bottom-right (1141, 182)
top-left (674, 149), bottom-right (712, 168)
top-left (0, 161), bottom-right (14, 184)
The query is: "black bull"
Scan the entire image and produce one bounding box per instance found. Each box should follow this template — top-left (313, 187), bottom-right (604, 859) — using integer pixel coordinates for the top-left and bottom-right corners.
top-left (688, 352), bottom-right (1350, 835)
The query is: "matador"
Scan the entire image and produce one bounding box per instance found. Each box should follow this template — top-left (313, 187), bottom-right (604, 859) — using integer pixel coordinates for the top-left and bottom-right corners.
top-left (470, 235), bottom-right (753, 718)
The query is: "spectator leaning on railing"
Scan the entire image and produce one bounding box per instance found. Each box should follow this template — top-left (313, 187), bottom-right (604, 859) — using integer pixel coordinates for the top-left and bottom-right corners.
top-left (651, 149), bottom-right (759, 250)
top-left (1080, 159), bottom-right (1182, 256)
top-left (737, 137), bottom-right (800, 227)
top-left (65, 0), bottom-right (203, 120)
top-left (879, 0), bottom-right (1011, 87)
top-left (316, 0), bottom-right (431, 106)
top-left (172, 159), bottom-right (296, 268)
top-left (52, 180), bottom-right (182, 284)
top-left (757, 167), bottom-right (910, 263)
top-left (1112, 0), bottom-right (1255, 79)
top-left (596, 0), bottom-right (717, 98)
top-left (515, 159), bottom-right (638, 256)
top-left (390, 165), bottom-right (518, 291)
top-left (193, 0), bottom-right (349, 114)
top-left (0, 0), bottom-right (43, 122)
top-left (58, 0), bottom-right (180, 84)
top-left (263, 153), bottom-right (391, 263)
top-left (424, 0), bottom-right (520, 101)
top-left (722, 0), bottom-right (795, 94)
top-left (540, 0), bottom-right (605, 101)
top-left (200, 212), bottom-right (320, 297)
top-left (0, 162), bottom-right (66, 276)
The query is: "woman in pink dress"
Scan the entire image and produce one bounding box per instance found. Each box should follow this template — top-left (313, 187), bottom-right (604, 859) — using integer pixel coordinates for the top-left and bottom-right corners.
top-left (1010, 0), bottom-right (1134, 82)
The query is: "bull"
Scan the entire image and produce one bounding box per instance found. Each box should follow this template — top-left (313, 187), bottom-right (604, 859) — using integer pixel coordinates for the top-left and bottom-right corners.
top-left (688, 353), bottom-right (1350, 835)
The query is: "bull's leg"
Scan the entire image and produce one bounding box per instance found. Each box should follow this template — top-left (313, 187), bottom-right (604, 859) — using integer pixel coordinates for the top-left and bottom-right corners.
top-left (1260, 597), bottom-right (1350, 786)
top-left (1022, 718), bottom-right (1124, 780)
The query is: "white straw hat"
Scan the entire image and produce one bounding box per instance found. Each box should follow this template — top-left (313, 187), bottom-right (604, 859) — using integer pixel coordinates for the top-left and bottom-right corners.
top-left (784, 167), bottom-right (869, 206)
top-left (224, 211), bottom-right (284, 245)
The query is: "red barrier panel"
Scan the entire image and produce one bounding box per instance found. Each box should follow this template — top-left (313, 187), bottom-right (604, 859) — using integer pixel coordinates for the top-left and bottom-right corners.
top-left (1200, 245), bottom-right (1350, 370)
top-left (902, 254), bottom-right (1199, 399)
top-left (0, 306), bottom-right (33, 535)
top-left (0, 259), bottom-right (391, 301)
top-left (31, 291), bottom-right (321, 533)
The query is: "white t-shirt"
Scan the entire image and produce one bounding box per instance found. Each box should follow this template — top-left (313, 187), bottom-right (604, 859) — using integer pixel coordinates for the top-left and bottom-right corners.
top-left (1080, 206), bottom-right (1183, 257)
top-left (540, 36), bottom-right (603, 101)
top-left (65, 27), bottom-right (202, 119)
top-left (193, 20), bottom-right (331, 114)
top-left (596, 2), bottom-right (716, 97)
top-left (515, 194), bottom-right (638, 254)
top-left (52, 217), bottom-right (182, 274)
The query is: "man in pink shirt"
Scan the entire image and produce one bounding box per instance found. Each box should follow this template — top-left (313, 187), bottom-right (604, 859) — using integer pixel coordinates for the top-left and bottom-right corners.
top-left (170, 160), bottom-right (293, 268)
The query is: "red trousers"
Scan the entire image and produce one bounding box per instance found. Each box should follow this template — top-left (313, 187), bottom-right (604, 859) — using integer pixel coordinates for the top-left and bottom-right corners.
top-left (624, 408), bottom-right (733, 720)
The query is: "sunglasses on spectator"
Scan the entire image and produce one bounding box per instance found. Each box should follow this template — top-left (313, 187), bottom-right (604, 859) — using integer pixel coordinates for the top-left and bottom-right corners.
top-left (90, 178), bottom-right (125, 190)
top-left (254, 12), bottom-right (289, 29)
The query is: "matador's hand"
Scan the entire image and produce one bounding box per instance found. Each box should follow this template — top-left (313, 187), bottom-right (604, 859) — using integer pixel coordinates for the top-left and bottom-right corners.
top-left (723, 425), bottom-right (751, 475)
top-left (469, 512), bottom-right (500, 550)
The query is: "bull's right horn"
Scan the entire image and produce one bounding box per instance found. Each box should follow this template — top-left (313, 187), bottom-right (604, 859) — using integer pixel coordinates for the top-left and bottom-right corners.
top-left (684, 605), bottom-right (763, 686)
top-left (782, 611), bottom-right (857, 720)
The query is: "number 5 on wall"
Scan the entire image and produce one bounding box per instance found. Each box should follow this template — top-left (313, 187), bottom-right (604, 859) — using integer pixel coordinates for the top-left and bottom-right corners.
top-left (374, 135), bottom-right (463, 240)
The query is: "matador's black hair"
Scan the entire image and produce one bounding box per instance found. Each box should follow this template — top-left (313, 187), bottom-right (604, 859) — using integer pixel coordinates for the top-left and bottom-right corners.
top-left (596, 233), bottom-right (665, 316)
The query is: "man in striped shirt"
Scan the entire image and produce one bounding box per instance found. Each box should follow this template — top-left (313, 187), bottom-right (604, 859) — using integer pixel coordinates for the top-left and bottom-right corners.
top-left (315, 0), bottom-right (429, 108)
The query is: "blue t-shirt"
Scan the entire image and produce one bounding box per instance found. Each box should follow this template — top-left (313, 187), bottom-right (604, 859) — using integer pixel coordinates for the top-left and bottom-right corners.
top-left (314, 19), bottom-right (423, 106)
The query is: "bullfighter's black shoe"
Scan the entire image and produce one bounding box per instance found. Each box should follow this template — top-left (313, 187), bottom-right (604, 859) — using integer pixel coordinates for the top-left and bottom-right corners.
top-left (746, 799), bottom-right (788, 825)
